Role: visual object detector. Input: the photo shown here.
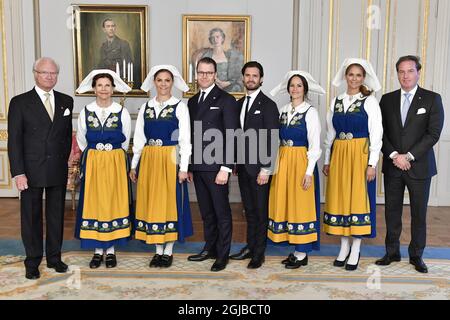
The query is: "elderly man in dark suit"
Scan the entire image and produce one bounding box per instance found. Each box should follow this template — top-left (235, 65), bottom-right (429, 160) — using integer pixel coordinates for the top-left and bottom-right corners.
top-left (8, 57), bottom-right (73, 280)
top-left (376, 55), bottom-right (444, 273)
top-left (187, 57), bottom-right (240, 272)
top-left (229, 61), bottom-right (279, 269)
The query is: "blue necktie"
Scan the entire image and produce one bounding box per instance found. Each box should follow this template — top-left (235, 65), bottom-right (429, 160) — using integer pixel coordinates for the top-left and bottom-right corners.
top-left (401, 93), bottom-right (411, 126)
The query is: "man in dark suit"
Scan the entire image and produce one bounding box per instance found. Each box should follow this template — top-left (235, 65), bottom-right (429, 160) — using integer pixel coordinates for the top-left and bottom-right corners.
top-left (8, 57), bottom-right (73, 280)
top-left (187, 57), bottom-right (240, 272)
top-left (229, 61), bottom-right (279, 269)
top-left (376, 55), bottom-right (444, 273)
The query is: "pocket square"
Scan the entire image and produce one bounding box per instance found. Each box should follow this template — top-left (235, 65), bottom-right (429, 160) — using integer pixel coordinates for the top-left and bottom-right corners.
top-left (254, 110), bottom-right (261, 114)
top-left (210, 107), bottom-right (220, 110)
top-left (63, 108), bottom-right (71, 116)
top-left (416, 108), bottom-right (426, 115)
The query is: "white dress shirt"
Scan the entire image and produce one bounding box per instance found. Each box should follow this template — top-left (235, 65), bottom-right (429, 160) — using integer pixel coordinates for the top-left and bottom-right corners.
top-left (77, 101), bottom-right (131, 152)
top-left (389, 85), bottom-right (419, 160)
top-left (198, 83), bottom-right (216, 103)
top-left (280, 101), bottom-right (322, 176)
top-left (131, 97), bottom-right (192, 172)
top-left (35, 86), bottom-right (55, 115)
top-left (323, 93), bottom-right (383, 167)
top-left (240, 88), bottom-right (261, 128)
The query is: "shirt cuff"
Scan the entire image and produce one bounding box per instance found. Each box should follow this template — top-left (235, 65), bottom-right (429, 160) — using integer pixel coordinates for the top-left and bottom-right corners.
top-left (13, 174), bottom-right (26, 179)
top-left (407, 152), bottom-right (415, 161)
top-left (260, 168), bottom-right (272, 175)
top-left (389, 151), bottom-right (399, 159)
top-left (220, 166), bottom-right (233, 173)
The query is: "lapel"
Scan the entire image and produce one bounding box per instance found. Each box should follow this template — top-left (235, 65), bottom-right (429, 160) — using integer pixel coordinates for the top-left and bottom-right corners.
top-left (248, 91), bottom-right (264, 115)
top-left (393, 90), bottom-right (403, 129)
top-left (403, 86), bottom-right (423, 129)
top-left (29, 89), bottom-right (53, 126)
top-left (52, 91), bottom-right (66, 127)
top-left (196, 85), bottom-right (220, 120)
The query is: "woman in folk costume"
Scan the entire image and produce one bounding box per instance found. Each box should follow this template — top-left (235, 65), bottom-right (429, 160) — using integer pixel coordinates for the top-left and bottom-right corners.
top-left (323, 58), bottom-right (383, 271)
top-left (268, 71), bottom-right (324, 269)
top-left (129, 65), bottom-right (193, 268)
top-left (75, 70), bottom-right (132, 269)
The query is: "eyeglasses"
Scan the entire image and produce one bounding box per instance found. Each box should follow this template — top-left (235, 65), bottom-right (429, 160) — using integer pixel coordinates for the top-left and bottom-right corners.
top-left (197, 71), bottom-right (215, 77)
top-left (34, 70), bottom-right (59, 77)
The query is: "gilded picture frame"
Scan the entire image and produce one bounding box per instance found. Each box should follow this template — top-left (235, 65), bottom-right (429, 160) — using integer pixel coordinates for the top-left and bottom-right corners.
top-left (72, 5), bottom-right (148, 96)
top-left (182, 15), bottom-right (251, 98)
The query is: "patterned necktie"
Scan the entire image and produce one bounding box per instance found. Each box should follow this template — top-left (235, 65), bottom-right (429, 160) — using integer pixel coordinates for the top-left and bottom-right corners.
top-left (44, 92), bottom-right (54, 121)
top-left (401, 92), bottom-right (411, 126)
top-left (243, 96), bottom-right (251, 128)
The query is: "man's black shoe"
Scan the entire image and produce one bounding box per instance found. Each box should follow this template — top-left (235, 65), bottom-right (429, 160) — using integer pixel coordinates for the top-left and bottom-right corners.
top-left (211, 259), bottom-right (228, 272)
top-left (25, 268), bottom-right (40, 280)
top-left (375, 254), bottom-right (401, 266)
top-left (409, 257), bottom-right (428, 273)
top-left (230, 246), bottom-right (252, 260)
top-left (247, 256), bottom-right (265, 269)
top-left (47, 261), bottom-right (68, 273)
top-left (187, 250), bottom-right (217, 262)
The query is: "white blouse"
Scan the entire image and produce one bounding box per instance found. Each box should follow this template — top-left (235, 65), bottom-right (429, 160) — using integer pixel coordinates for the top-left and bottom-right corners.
top-left (76, 101), bottom-right (131, 152)
top-left (323, 93), bottom-right (383, 167)
top-left (131, 96), bottom-right (192, 172)
top-left (279, 101), bottom-right (322, 176)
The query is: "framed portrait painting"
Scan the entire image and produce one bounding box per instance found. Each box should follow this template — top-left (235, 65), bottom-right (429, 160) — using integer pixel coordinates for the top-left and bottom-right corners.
top-left (72, 5), bottom-right (148, 96)
top-left (182, 15), bottom-right (251, 98)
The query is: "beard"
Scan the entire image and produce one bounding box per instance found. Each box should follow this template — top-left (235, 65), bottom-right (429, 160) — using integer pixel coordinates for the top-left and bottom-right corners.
top-left (244, 81), bottom-right (261, 91)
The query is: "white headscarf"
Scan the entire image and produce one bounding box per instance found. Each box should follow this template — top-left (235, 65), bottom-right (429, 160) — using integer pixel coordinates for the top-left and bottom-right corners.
top-left (141, 65), bottom-right (189, 93)
top-left (76, 69), bottom-right (131, 94)
top-left (270, 70), bottom-right (325, 97)
top-left (332, 58), bottom-right (381, 92)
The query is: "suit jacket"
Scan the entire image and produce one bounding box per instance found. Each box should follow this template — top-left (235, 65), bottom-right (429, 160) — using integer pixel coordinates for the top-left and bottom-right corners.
top-left (8, 88), bottom-right (74, 187)
top-left (380, 86), bottom-right (444, 179)
top-left (236, 91), bottom-right (280, 176)
top-left (188, 85), bottom-right (240, 172)
top-left (98, 36), bottom-right (132, 70)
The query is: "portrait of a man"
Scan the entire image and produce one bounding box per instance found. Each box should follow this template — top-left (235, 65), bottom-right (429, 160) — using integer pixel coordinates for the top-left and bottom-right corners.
top-left (97, 18), bottom-right (133, 70)
top-left (73, 5), bottom-right (148, 96)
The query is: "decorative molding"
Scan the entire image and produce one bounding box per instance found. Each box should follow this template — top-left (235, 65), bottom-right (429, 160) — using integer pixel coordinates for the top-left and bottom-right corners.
top-left (0, 0), bottom-right (8, 122)
top-left (0, 129), bottom-right (6, 141)
top-left (0, 149), bottom-right (11, 189)
top-left (33, 0), bottom-right (41, 59)
top-left (419, 0), bottom-right (430, 87)
top-left (291, 0), bottom-right (299, 69)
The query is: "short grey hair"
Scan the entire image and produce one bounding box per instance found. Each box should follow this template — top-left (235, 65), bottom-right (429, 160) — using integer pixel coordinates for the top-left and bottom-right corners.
top-left (32, 57), bottom-right (60, 73)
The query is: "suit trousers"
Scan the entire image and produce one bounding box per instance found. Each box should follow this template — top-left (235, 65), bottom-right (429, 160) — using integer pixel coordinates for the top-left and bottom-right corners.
top-left (383, 173), bottom-right (431, 258)
top-left (193, 171), bottom-right (232, 260)
top-left (237, 168), bottom-right (271, 258)
top-left (20, 185), bottom-right (67, 269)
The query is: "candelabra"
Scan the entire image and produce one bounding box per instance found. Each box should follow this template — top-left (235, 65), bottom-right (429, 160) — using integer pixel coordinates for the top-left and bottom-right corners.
top-left (119, 81), bottom-right (134, 107)
top-left (187, 79), bottom-right (198, 94)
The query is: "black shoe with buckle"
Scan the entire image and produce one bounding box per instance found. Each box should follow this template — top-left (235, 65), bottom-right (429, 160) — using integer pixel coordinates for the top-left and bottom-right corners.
top-left (149, 254), bottom-right (162, 268)
top-left (160, 255), bottom-right (173, 268)
top-left (281, 253), bottom-right (295, 265)
top-left (285, 255), bottom-right (308, 269)
top-left (89, 254), bottom-right (103, 269)
top-left (105, 254), bottom-right (117, 268)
